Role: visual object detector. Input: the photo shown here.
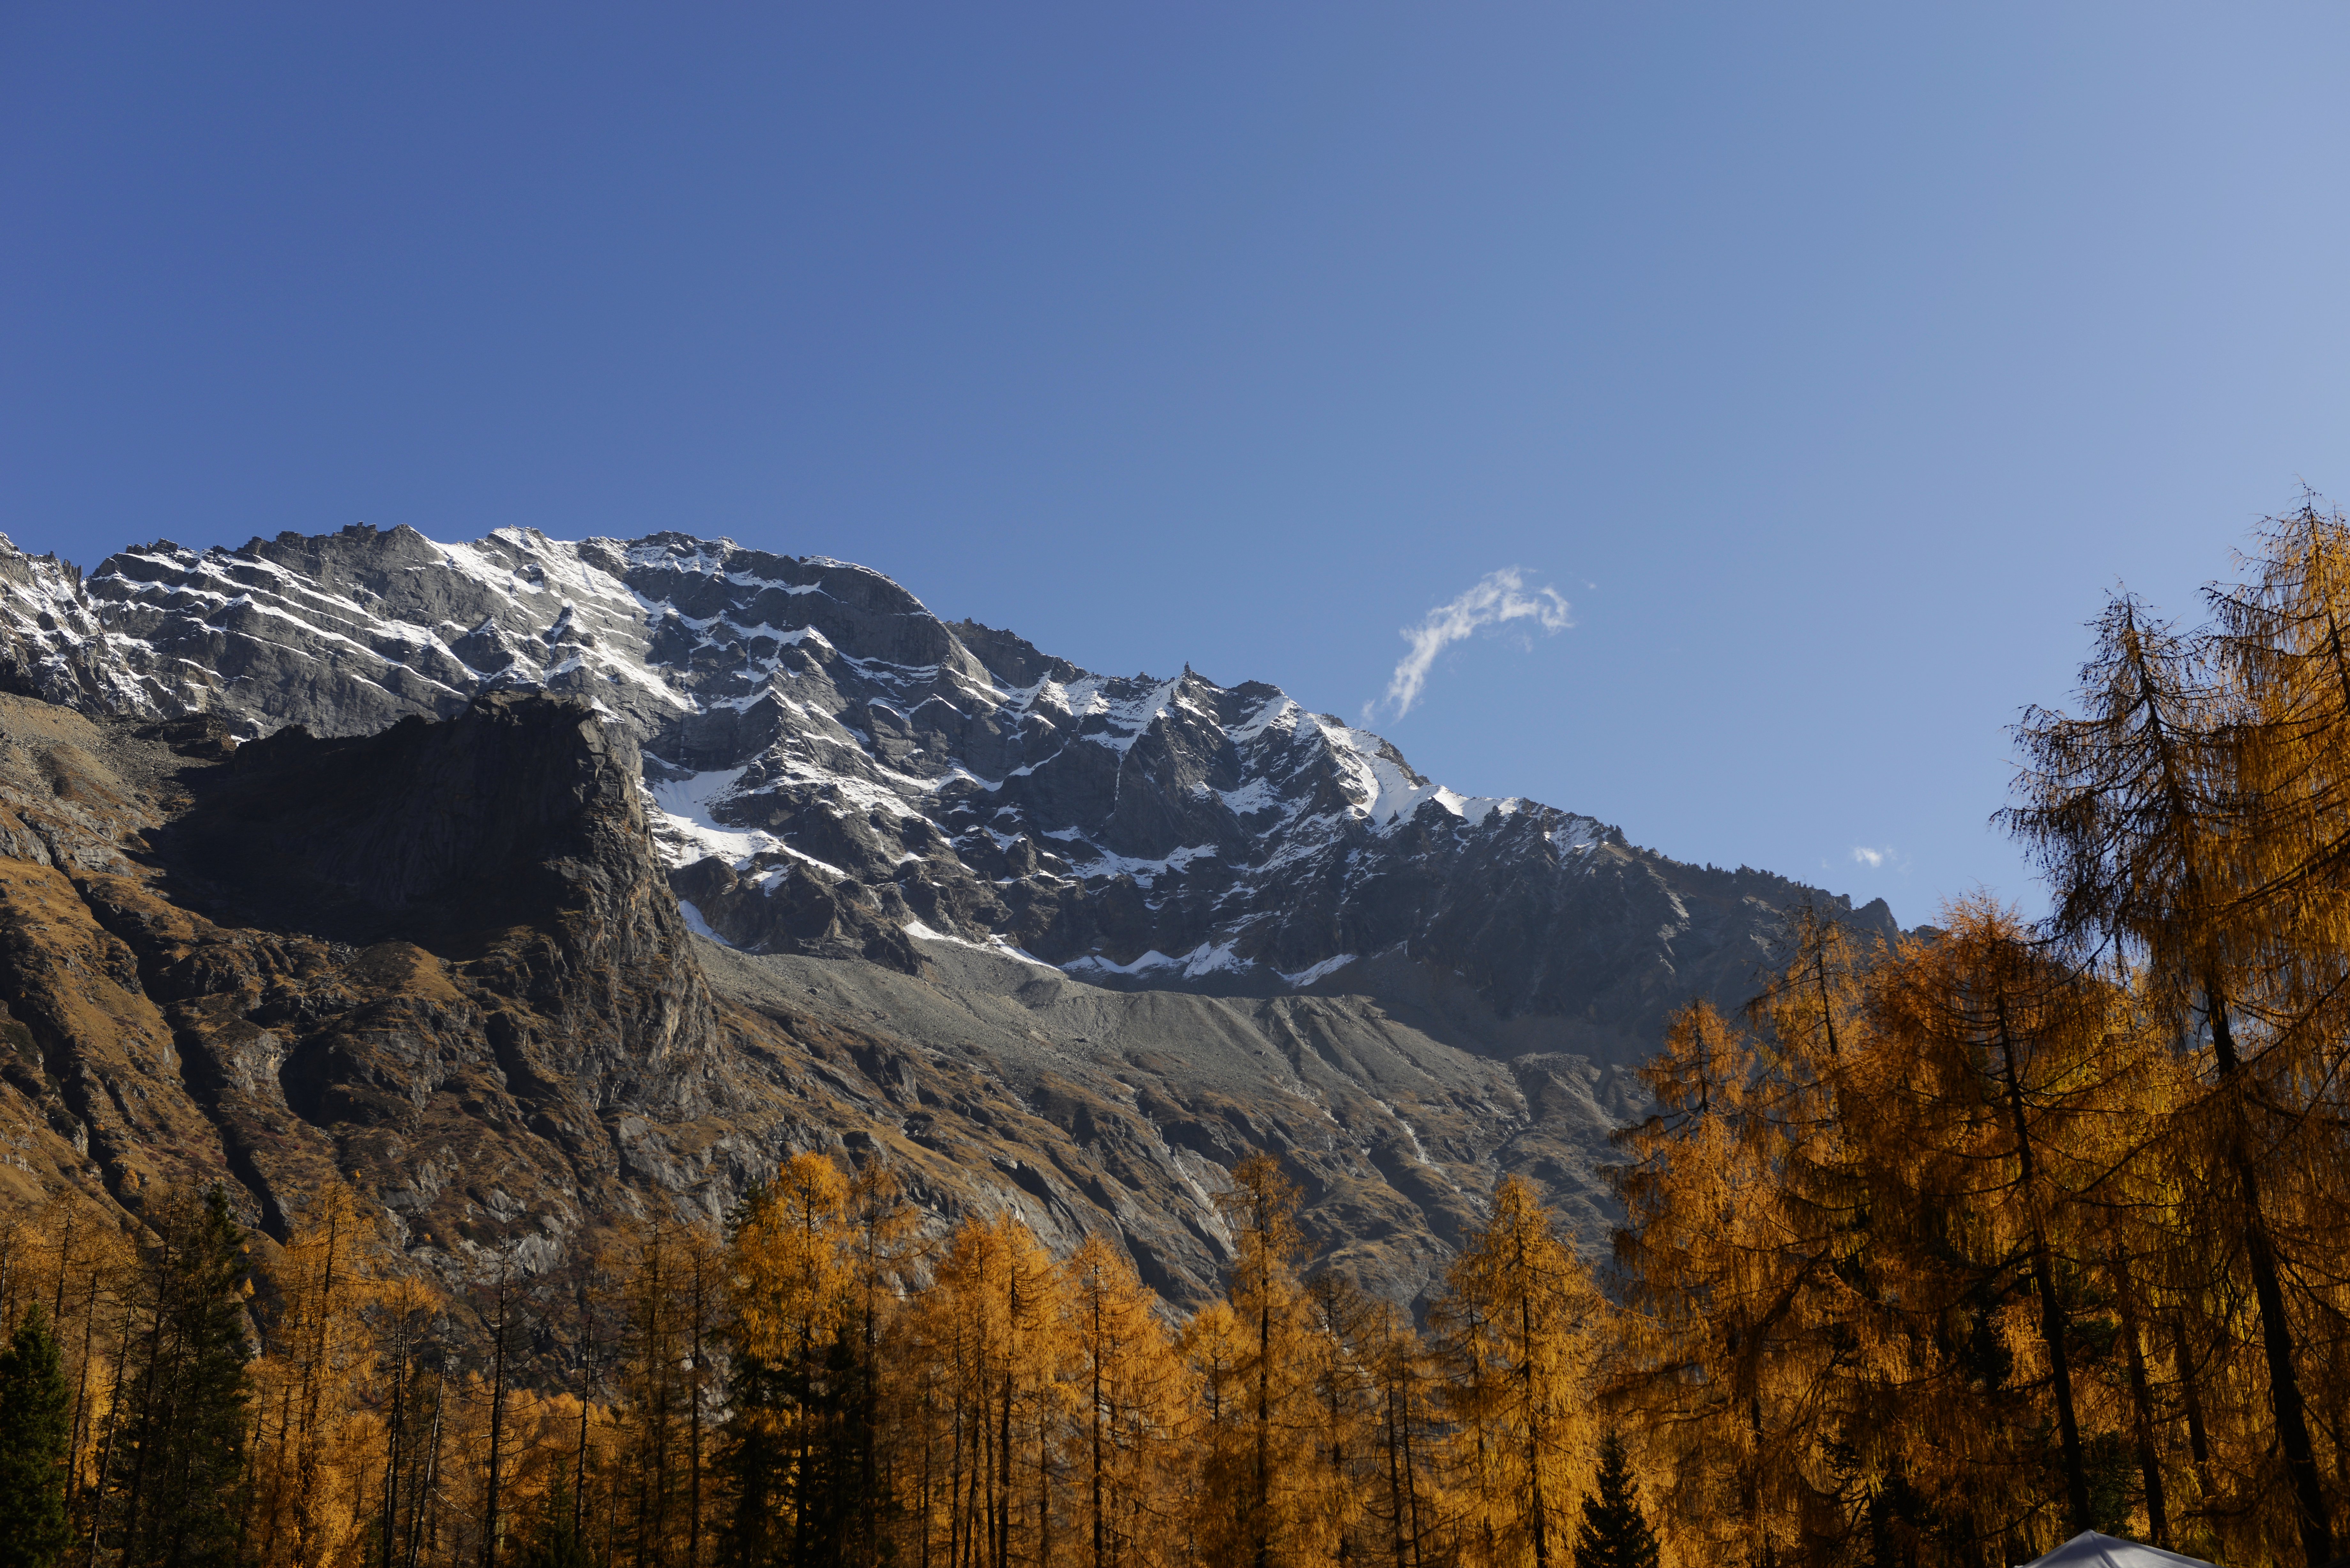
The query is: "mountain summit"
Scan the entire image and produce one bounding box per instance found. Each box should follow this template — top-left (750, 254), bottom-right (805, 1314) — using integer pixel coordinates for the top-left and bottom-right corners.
top-left (0, 524), bottom-right (1892, 1304)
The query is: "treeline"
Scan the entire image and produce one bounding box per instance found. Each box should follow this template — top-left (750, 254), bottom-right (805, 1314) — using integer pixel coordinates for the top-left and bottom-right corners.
top-left (0, 1156), bottom-right (1655, 1568)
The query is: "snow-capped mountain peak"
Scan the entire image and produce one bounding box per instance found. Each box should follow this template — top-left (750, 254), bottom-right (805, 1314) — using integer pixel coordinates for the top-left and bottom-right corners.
top-left (0, 522), bottom-right (1883, 1027)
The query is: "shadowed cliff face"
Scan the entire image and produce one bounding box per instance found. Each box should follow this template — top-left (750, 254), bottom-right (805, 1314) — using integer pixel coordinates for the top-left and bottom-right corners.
top-left (179, 696), bottom-right (665, 930)
top-left (165, 695), bottom-right (732, 1180)
top-left (164, 692), bottom-right (716, 1082)
top-left (0, 692), bottom-right (754, 1260)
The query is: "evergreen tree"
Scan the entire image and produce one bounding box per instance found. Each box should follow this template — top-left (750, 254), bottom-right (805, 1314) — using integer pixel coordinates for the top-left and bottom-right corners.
top-left (1573, 1431), bottom-right (1659, 1568)
top-left (0, 1303), bottom-right (71, 1568)
top-left (105, 1187), bottom-right (252, 1568)
top-left (514, 1465), bottom-right (593, 1568)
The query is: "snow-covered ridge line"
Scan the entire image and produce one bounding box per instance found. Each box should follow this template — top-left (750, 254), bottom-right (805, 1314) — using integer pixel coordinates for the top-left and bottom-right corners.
top-left (0, 521), bottom-right (1657, 998)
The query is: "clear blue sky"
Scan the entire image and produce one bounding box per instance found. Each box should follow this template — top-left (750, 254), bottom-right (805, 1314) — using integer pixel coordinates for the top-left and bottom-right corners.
top-left (7, 5), bottom-right (2350, 925)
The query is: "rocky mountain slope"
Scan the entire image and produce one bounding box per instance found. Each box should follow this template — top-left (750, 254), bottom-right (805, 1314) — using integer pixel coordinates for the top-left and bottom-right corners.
top-left (0, 524), bottom-right (1896, 1308)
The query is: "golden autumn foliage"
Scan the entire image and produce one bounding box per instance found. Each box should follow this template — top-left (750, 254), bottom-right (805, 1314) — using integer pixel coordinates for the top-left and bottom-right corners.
top-left (1435, 1176), bottom-right (1602, 1568)
top-left (1588, 502), bottom-right (2350, 1568)
top-left (1, 1155), bottom-right (1623, 1568)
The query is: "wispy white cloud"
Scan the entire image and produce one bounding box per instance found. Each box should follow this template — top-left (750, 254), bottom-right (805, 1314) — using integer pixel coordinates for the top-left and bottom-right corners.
top-left (1850, 845), bottom-right (1907, 872)
top-left (1379, 568), bottom-right (1572, 719)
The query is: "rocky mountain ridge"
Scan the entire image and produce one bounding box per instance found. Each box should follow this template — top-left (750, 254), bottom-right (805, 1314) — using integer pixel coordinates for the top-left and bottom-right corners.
top-left (1, 523), bottom-right (1891, 1041)
top-left (0, 523), bottom-right (1896, 1308)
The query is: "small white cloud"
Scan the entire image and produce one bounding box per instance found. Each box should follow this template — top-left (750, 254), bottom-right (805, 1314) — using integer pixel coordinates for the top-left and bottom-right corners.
top-left (1381, 567), bottom-right (1572, 718)
top-left (1850, 845), bottom-right (1901, 871)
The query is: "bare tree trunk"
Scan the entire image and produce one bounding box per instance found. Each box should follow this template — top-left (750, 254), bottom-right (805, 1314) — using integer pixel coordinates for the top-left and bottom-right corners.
top-left (67, 1265), bottom-right (98, 1520)
top-left (1091, 1293), bottom-right (1104, 1568)
top-left (576, 1284), bottom-right (594, 1545)
top-left (2108, 1244), bottom-right (2170, 1547)
top-left (998, 1367), bottom-right (1013, 1568)
top-left (408, 1376), bottom-right (445, 1568)
top-left (2207, 984), bottom-right (2333, 1565)
top-left (85, 1289), bottom-right (137, 1568)
top-left (295, 1201), bottom-right (345, 1568)
top-left (482, 1271), bottom-right (510, 1568)
top-left (1383, 1359), bottom-right (1406, 1568)
top-left (117, 1233), bottom-right (179, 1567)
top-left (1515, 1231), bottom-right (1550, 1568)
top-left (689, 1251), bottom-right (704, 1568)
top-left (1993, 997), bottom-right (2091, 1533)
top-left (1255, 1288), bottom-right (1271, 1568)
top-left (381, 1314), bottom-right (407, 1568)
top-left (49, 1207), bottom-right (75, 1323)
top-left (1402, 1366), bottom-right (1423, 1568)
top-left (2166, 1317), bottom-right (2215, 1505)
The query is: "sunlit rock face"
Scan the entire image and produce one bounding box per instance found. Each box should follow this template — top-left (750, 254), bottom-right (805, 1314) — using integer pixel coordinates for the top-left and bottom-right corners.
top-left (0, 525), bottom-right (1895, 1310)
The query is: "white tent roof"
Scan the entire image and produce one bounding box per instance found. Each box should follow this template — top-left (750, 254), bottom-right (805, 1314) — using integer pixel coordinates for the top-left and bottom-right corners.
top-left (2019, 1532), bottom-right (2219, 1568)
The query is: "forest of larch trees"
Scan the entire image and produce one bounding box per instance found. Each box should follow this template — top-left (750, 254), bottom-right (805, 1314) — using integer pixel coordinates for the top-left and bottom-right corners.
top-left (12, 505), bottom-right (2350, 1568)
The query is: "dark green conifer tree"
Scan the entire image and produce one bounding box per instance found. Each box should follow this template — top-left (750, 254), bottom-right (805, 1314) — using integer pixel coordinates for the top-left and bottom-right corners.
top-left (103, 1187), bottom-right (251, 1568)
top-left (514, 1466), bottom-right (592, 1568)
top-left (0, 1303), bottom-right (72, 1568)
top-left (1573, 1429), bottom-right (1661, 1568)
